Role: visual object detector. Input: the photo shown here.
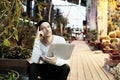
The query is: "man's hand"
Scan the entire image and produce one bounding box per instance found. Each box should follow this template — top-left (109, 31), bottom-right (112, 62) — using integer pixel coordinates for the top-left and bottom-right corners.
top-left (36, 27), bottom-right (44, 39)
top-left (42, 52), bottom-right (57, 64)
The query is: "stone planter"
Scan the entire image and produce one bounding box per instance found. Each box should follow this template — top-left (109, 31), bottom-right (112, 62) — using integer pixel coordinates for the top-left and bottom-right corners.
top-left (0, 59), bottom-right (29, 76)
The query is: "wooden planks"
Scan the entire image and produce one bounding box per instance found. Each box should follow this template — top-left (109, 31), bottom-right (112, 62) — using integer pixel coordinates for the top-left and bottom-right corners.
top-left (67, 41), bottom-right (114, 80)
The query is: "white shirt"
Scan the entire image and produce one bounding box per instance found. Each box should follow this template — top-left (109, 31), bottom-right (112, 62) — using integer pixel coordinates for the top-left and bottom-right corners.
top-left (31, 35), bottom-right (69, 66)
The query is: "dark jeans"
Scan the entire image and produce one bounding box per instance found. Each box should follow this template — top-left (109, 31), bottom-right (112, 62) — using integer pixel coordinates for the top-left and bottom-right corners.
top-left (28, 63), bottom-right (70, 80)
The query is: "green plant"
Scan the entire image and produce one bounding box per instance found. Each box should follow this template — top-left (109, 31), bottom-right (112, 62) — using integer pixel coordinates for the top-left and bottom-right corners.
top-left (0, 0), bottom-right (23, 27)
top-left (90, 29), bottom-right (97, 35)
top-left (90, 29), bottom-right (97, 41)
top-left (0, 46), bottom-right (32, 59)
top-left (5, 46), bottom-right (31, 59)
top-left (0, 70), bottom-right (19, 80)
top-left (0, 26), bottom-right (36, 59)
top-left (0, 0), bottom-right (34, 59)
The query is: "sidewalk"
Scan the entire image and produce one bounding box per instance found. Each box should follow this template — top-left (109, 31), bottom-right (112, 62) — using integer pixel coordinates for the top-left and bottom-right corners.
top-left (67, 40), bottom-right (114, 80)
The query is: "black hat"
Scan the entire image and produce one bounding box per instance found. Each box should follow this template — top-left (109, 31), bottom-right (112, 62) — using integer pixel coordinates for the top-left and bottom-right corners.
top-left (37, 20), bottom-right (48, 28)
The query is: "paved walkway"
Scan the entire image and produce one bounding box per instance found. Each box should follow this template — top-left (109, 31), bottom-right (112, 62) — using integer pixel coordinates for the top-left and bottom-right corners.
top-left (67, 40), bottom-right (114, 80)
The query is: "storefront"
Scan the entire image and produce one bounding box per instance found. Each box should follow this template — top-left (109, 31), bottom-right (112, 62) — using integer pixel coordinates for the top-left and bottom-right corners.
top-left (86, 0), bottom-right (120, 41)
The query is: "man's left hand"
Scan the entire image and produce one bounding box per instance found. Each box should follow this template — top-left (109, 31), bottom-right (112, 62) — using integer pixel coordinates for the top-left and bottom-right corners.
top-left (42, 52), bottom-right (57, 64)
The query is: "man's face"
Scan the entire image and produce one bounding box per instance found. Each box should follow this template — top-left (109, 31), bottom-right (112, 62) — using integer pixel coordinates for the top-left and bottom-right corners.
top-left (40, 22), bottom-right (52, 37)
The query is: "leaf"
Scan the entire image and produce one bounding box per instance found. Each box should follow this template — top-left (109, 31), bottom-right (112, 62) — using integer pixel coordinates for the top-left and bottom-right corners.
top-left (14, 29), bottom-right (19, 41)
top-left (3, 39), bottom-right (10, 47)
top-left (37, 13), bottom-right (43, 20)
top-left (36, 2), bottom-right (44, 11)
top-left (15, 33), bottom-right (19, 41)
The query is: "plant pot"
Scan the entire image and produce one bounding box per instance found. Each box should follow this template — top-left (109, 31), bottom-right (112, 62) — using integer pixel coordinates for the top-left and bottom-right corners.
top-left (100, 43), bottom-right (105, 50)
top-left (87, 39), bottom-right (90, 43)
top-left (90, 41), bottom-right (96, 46)
top-left (0, 69), bottom-right (19, 80)
top-left (111, 49), bottom-right (119, 54)
top-left (0, 58), bottom-right (30, 75)
top-left (103, 48), bottom-right (111, 53)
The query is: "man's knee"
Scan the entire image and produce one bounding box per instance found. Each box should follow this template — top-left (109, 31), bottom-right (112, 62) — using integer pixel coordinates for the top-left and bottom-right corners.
top-left (61, 64), bottom-right (70, 74)
top-left (29, 63), bottom-right (36, 69)
top-left (28, 63), bottom-right (38, 74)
top-left (28, 63), bottom-right (38, 80)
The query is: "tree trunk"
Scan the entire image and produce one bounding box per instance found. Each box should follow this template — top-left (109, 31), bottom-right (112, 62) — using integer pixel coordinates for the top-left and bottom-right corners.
top-left (48, 0), bottom-right (52, 22)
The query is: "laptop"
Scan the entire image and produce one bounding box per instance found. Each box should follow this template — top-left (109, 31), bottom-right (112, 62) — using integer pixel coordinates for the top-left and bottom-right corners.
top-left (47, 44), bottom-right (75, 60)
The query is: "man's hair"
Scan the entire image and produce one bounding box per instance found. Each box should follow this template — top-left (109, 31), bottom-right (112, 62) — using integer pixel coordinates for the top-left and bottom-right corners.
top-left (37, 20), bottom-right (48, 28)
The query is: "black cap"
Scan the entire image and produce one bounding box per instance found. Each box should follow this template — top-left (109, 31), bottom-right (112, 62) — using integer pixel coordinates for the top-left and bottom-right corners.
top-left (37, 20), bottom-right (48, 27)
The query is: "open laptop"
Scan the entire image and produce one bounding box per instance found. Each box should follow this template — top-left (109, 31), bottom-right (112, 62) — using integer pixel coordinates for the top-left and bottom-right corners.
top-left (47, 44), bottom-right (75, 60)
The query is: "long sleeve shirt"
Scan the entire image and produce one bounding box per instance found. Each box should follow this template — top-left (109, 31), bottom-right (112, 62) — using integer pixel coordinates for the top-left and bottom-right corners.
top-left (31, 35), bottom-right (69, 66)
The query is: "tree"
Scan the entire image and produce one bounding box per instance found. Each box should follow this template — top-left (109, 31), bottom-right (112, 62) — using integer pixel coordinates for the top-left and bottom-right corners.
top-left (54, 8), bottom-right (68, 35)
top-left (0, 0), bottom-right (23, 27)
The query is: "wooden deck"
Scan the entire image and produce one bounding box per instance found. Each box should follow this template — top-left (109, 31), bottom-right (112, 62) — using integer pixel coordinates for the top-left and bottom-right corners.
top-left (67, 40), bottom-right (114, 80)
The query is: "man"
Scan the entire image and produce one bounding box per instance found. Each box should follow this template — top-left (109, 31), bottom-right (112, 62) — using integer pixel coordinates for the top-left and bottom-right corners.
top-left (29, 20), bottom-right (70, 80)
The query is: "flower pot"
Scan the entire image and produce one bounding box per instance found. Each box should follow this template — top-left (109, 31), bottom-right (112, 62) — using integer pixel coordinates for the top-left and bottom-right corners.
top-left (100, 43), bottom-right (105, 50)
top-left (87, 39), bottom-right (90, 43)
top-left (103, 48), bottom-right (111, 53)
top-left (90, 41), bottom-right (96, 46)
top-left (111, 49), bottom-right (119, 54)
top-left (0, 69), bottom-right (19, 80)
top-left (0, 59), bottom-right (29, 75)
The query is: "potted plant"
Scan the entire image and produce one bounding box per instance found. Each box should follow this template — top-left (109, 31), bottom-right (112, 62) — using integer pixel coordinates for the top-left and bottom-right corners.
top-left (110, 42), bottom-right (119, 54)
top-left (0, 25), bottom-right (36, 76)
top-left (0, 1), bottom-right (36, 77)
top-left (87, 29), bottom-right (97, 46)
top-left (0, 69), bottom-right (19, 80)
top-left (90, 29), bottom-right (97, 41)
top-left (103, 46), bottom-right (111, 53)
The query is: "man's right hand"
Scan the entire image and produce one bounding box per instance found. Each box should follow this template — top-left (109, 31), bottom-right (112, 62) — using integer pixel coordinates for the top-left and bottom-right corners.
top-left (36, 27), bottom-right (44, 39)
